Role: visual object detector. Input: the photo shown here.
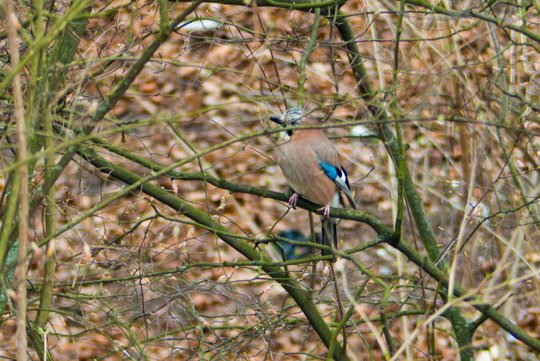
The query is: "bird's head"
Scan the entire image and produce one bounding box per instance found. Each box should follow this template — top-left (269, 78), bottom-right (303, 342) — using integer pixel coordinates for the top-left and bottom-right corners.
top-left (269, 107), bottom-right (305, 138)
top-left (270, 107), bottom-right (304, 127)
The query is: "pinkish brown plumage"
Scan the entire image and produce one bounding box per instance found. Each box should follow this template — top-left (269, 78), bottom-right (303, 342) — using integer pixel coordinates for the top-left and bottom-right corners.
top-left (270, 108), bottom-right (356, 261)
top-left (273, 117), bottom-right (340, 206)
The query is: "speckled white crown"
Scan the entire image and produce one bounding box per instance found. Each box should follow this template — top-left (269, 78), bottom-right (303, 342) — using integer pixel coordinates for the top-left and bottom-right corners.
top-left (283, 107), bottom-right (304, 125)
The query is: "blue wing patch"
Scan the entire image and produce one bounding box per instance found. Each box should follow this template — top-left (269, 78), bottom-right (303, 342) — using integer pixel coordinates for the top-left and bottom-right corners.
top-left (317, 157), bottom-right (357, 209)
top-left (318, 157), bottom-right (340, 181)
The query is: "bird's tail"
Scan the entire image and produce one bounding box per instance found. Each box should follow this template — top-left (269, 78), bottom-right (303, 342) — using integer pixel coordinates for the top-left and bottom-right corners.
top-left (321, 217), bottom-right (337, 262)
top-left (343, 187), bottom-right (356, 209)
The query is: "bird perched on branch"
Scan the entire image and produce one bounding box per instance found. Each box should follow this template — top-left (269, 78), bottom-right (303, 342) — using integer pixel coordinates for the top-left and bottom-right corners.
top-left (270, 107), bottom-right (356, 260)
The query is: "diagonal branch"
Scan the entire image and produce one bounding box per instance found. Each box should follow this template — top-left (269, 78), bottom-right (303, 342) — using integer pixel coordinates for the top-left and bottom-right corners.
top-left (77, 145), bottom-right (351, 361)
top-left (85, 136), bottom-right (540, 352)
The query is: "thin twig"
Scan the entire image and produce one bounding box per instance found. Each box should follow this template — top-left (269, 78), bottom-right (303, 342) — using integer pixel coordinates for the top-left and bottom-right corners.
top-left (5, 0), bottom-right (30, 359)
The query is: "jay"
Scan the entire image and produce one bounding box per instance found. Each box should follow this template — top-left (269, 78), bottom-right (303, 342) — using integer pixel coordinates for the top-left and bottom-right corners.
top-left (270, 107), bottom-right (356, 259)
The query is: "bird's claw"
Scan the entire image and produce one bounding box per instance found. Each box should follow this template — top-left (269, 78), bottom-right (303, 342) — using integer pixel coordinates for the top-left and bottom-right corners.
top-left (288, 193), bottom-right (299, 209)
top-left (320, 205), bottom-right (331, 218)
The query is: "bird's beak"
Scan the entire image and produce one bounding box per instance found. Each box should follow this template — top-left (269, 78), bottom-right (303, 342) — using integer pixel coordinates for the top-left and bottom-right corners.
top-left (269, 115), bottom-right (283, 125)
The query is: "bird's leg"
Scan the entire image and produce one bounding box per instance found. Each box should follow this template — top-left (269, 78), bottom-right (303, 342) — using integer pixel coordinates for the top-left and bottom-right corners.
top-left (320, 204), bottom-right (331, 218)
top-left (321, 193), bottom-right (339, 218)
top-left (288, 192), bottom-right (300, 209)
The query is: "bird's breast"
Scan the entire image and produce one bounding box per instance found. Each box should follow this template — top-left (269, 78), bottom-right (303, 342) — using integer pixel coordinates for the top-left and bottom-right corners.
top-left (275, 141), bottom-right (337, 206)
